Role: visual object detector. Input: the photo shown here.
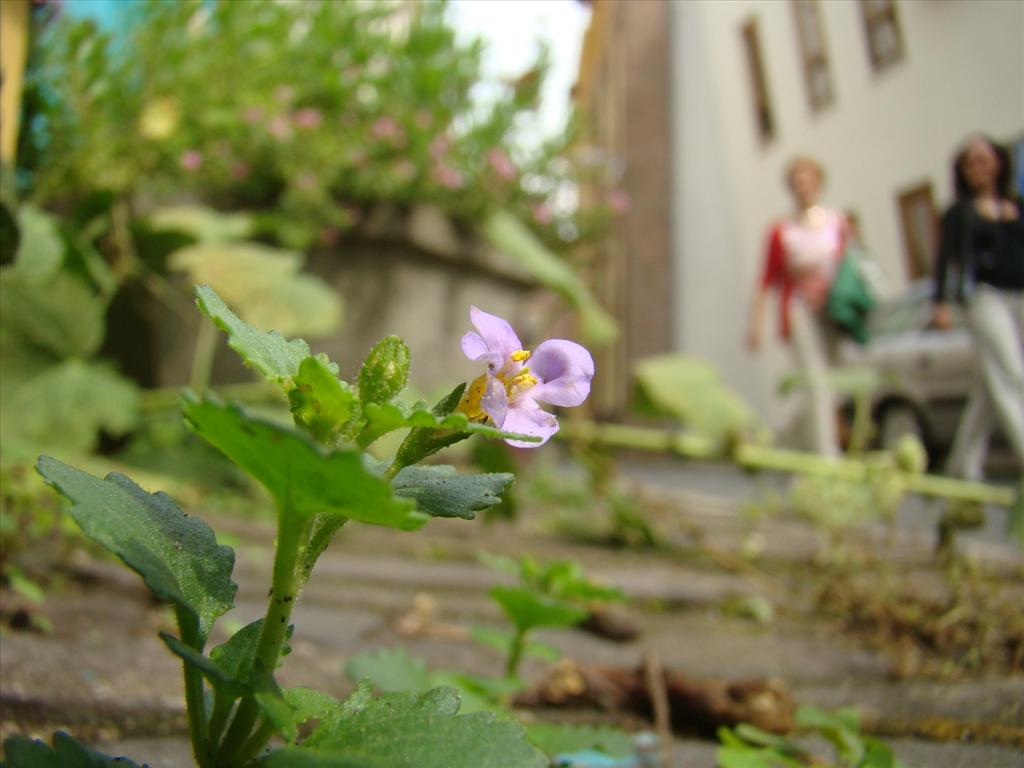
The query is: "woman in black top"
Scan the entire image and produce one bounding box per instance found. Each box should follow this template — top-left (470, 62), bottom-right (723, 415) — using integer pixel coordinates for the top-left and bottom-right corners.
top-left (933, 135), bottom-right (1024, 480)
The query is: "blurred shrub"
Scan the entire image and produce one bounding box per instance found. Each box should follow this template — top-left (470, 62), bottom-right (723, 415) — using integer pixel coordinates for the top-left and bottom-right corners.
top-left (20, 0), bottom-right (619, 251)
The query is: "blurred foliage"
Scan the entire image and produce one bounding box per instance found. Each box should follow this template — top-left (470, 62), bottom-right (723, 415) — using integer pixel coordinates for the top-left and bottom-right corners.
top-left (633, 355), bottom-right (764, 446)
top-left (718, 705), bottom-right (908, 768)
top-left (0, 202), bottom-right (140, 460)
top-left (20, 0), bottom-right (622, 252)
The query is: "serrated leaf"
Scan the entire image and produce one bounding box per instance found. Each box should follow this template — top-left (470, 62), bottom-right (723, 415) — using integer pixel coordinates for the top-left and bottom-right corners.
top-left (2, 731), bottom-right (144, 768)
top-left (176, 243), bottom-right (340, 337)
top-left (346, 647), bottom-right (432, 693)
top-left (182, 396), bottom-right (425, 531)
top-left (284, 687), bottom-right (342, 722)
top-left (524, 722), bottom-right (633, 758)
top-left (390, 465), bottom-right (513, 520)
top-left (0, 270), bottom-right (105, 358)
top-left (1, 359), bottom-right (140, 456)
top-left (195, 285), bottom-right (338, 387)
top-left (36, 456), bottom-right (236, 644)
top-left (289, 356), bottom-right (358, 444)
top-left (160, 619), bottom-right (263, 699)
top-left (358, 336), bottom-right (410, 408)
top-left (263, 682), bottom-right (546, 768)
top-left (489, 586), bottom-right (588, 634)
top-left (9, 205), bottom-right (65, 284)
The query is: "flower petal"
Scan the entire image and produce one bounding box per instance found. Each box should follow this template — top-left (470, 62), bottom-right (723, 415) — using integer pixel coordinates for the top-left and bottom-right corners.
top-left (469, 306), bottom-right (523, 361)
top-left (461, 331), bottom-right (504, 371)
top-left (501, 399), bottom-right (559, 448)
top-left (527, 339), bottom-right (595, 407)
top-left (481, 375), bottom-right (508, 427)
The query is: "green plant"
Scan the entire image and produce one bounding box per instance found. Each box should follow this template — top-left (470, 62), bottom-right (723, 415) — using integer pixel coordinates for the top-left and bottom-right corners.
top-left (717, 705), bottom-right (908, 768)
top-left (479, 553), bottom-right (623, 679)
top-left (3, 286), bottom-right (605, 767)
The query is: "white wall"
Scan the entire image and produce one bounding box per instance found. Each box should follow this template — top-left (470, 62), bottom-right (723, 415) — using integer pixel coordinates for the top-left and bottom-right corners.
top-left (670, 0), bottom-right (1024, 436)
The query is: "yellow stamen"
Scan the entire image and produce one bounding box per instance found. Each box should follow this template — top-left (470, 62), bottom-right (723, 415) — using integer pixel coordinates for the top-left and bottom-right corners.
top-left (510, 350), bottom-right (531, 363)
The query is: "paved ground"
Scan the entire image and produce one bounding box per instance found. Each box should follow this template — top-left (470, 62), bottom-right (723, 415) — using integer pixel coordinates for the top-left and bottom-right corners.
top-left (2, 457), bottom-right (1022, 767)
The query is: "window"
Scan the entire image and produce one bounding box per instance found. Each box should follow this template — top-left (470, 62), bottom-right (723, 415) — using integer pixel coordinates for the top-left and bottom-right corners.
top-left (792, 0), bottom-right (833, 110)
top-left (741, 18), bottom-right (775, 143)
top-left (897, 183), bottom-right (937, 280)
top-left (860, 0), bottom-right (904, 72)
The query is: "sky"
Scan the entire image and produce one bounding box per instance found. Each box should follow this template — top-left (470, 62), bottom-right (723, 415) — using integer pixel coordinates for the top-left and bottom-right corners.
top-left (445, 0), bottom-right (592, 146)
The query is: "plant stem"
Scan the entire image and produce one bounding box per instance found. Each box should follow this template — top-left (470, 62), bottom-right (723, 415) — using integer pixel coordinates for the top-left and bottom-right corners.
top-left (176, 609), bottom-right (210, 768)
top-left (233, 718), bottom-right (278, 765)
top-left (217, 510), bottom-right (307, 764)
top-left (505, 628), bottom-right (526, 679)
top-left (206, 690), bottom-right (233, 759)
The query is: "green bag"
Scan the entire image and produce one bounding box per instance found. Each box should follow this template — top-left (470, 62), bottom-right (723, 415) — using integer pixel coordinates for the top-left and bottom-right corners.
top-left (826, 250), bottom-right (876, 344)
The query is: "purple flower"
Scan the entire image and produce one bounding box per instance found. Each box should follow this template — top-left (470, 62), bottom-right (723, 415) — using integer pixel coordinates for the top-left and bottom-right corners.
top-left (458, 306), bottom-right (594, 447)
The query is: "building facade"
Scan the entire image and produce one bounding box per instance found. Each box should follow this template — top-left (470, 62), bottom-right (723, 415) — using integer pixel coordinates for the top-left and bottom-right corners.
top-left (580, 0), bottom-right (1024, 435)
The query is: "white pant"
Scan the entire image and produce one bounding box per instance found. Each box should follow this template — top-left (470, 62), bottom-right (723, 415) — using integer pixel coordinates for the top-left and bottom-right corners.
top-left (946, 286), bottom-right (1024, 480)
top-left (790, 300), bottom-right (840, 458)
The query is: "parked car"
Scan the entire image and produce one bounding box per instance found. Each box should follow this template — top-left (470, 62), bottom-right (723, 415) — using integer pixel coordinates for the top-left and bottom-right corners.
top-left (836, 281), bottom-right (983, 459)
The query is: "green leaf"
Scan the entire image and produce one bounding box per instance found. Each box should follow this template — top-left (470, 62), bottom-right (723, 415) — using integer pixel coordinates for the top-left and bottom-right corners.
top-left (252, 660), bottom-right (301, 743)
top-left (284, 687), bottom-right (342, 723)
top-left (176, 243), bottom-right (341, 337)
top-left (263, 682), bottom-right (547, 768)
top-left (385, 384), bottom-right (539, 466)
top-left (358, 336), bottom-right (410, 408)
top-left (362, 400), bottom-right (540, 448)
top-left (1, 359), bottom-right (140, 456)
top-left (148, 204), bottom-right (254, 242)
top-left (8, 205), bottom-right (65, 284)
top-left (524, 722), bottom-right (633, 758)
top-left (482, 211), bottom-right (617, 345)
top-left (160, 620), bottom-right (263, 699)
top-left (36, 457), bottom-right (236, 644)
top-left (2, 731), bottom-right (144, 768)
top-left (182, 396), bottom-right (425, 531)
top-left (289, 356), bottom-right (358, 444)
top-left (390, 465), bottom-right (513, 520)
top-left (633, 355), bottom-right (758, 444)
top-left (195, 285), bottom-right (338, 388)
top-left (346, 647), bottom-right (432, 693)
top-left (0, 270), bottom-right (105, 359)
top-left (715, 746), bottom-right (805, 768)
top-left (489, 586), bottom-right (588, 634)
top-left (469, 626), bottom-right (560, 662)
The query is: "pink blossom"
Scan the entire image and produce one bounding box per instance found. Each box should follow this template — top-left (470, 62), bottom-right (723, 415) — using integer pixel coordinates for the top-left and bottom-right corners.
top-left (428, 134), bottom-right (450, 160)
top-left (293, 108), bottom-right (323, 130)
top-left (487, 148), bottom-right (517, 181)
top-left (370, 116), bottom-right (404, 145)
top-left (243, 106), bottom-right (264, 124)
top-left (432, 164), bottom-right (464, 190)
top-left (458, 306), bottom-right (594, 447)
top-left (532, 203), bottom-right (553, 225)
top-left (266, 115), bottom-right (293, 140)
top-left (179, 150), bottom-right (203, 172)
top-left (608, 189), bottom-right (631, 214)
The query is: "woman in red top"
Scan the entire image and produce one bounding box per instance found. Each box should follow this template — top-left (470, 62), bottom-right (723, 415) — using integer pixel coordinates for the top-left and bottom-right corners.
top-left (746, 155), bottom-right (847, 457)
